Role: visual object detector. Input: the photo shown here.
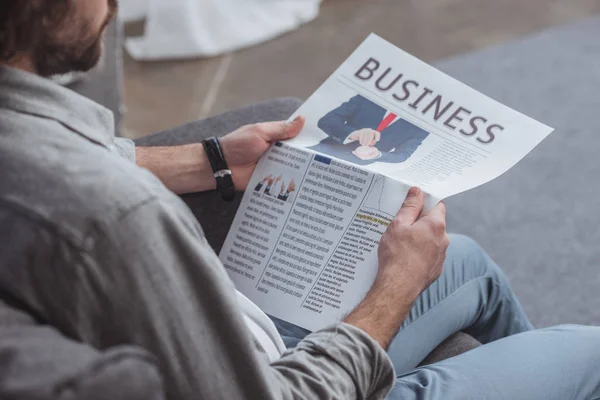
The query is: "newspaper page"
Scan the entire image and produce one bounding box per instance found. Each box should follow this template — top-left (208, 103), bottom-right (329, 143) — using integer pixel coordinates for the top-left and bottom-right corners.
top-left (219, 34), bottom-right (554, 332)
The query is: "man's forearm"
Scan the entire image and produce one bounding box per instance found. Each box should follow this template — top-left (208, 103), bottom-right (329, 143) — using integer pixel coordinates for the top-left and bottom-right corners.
top-left (344, 280), bottom-right (419, 350)
top-left (136, 144), bottom-right (217, 194)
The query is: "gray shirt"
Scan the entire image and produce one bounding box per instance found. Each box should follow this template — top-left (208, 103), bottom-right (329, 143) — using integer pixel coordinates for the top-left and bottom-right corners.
top-left (0, 66), bottom-right (395, 399)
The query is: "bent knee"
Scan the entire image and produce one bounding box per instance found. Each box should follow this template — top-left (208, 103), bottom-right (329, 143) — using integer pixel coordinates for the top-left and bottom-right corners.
top-left (447, 234), bottom-right (480, 254)
top-left (446, 234), bottom-right (487, 266)
top-left (445, 234), bottom-right (507, 281)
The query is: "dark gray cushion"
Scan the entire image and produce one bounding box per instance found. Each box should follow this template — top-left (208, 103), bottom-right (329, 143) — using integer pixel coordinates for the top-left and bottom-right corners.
top-left (418, 332), bottom-right (482, 367)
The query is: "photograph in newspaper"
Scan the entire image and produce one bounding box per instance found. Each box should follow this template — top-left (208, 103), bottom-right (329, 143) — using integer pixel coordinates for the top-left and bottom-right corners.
top-left (309, 94), bottom-right (430, 166)
top-left (219, 34), bottom-right (554, 332)
top-left (287, 34), bottom-right (554, 202)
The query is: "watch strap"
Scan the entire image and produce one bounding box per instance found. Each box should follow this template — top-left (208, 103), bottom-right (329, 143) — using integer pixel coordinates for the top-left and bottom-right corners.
top-left (202, 137), bottom-right (235, 201)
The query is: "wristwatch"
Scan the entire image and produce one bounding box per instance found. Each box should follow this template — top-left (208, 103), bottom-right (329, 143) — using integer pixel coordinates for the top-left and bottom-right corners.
top-left (201, 137), bottom-right (235, 201)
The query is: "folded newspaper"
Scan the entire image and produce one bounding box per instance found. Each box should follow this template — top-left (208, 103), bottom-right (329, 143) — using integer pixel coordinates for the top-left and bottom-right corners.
top-left (219, 34), bottom-right (554, 332)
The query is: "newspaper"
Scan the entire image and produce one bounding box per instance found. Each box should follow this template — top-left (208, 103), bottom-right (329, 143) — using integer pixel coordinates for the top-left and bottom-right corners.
top-left (219, 34), bottom-right (554, 332)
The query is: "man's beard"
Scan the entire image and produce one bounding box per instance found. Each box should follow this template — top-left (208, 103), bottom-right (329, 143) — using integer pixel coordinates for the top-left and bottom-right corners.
top-left (34, 33), bottom-right (104, 77)
top-left (33, 0), bottom-right (118, 77)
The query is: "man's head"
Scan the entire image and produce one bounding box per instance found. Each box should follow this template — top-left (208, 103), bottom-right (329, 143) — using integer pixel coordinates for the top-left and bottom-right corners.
top-left (0, 0), bottom-right (118, 77)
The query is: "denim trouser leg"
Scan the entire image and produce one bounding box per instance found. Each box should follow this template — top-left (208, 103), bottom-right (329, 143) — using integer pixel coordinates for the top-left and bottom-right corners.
top-left (388, 324), bottom-right (600, 400)
top-left (272, 234), bottom-right (600, 399)
top-left (272, 234), bottom-right (534, 370)
top-left (386, 233), bottom-right (534, 373)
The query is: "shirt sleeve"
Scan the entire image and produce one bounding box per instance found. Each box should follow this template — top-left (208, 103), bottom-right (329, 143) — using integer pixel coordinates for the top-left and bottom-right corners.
top-left (73, 196), bottom-right (395, 400)
top-left (317, 95), bottom-right (363, 143)
top-left (110, 137), bottom-right (136, 163)
top-left (343, 133), bottom-right (357, 145)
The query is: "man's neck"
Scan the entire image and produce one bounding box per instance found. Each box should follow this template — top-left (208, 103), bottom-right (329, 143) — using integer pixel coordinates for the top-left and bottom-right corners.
top-left (1, 54), bottom-right (37, 75)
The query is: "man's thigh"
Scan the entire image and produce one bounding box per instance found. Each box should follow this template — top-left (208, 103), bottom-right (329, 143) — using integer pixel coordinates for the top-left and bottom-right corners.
top-left (387, 234), bottom-right (532, 373)
top-left (134, 98), bottom-right (302, 253)
top-left (388, 325), bottom-right (600, 400)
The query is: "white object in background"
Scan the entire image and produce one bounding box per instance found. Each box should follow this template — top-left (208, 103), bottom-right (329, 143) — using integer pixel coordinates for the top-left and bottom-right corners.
top-left (125, 0), bottom-right (321, 60)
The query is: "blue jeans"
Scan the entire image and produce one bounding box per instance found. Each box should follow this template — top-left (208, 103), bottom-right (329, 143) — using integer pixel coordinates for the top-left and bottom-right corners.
top-left (271, 234), bottom-right (600, 399)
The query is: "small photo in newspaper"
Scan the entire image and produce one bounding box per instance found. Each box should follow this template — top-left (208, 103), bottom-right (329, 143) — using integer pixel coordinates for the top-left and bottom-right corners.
top-left (308, 94), bottom-right (429, 167)
top-left (253, 173), bottom-right (298, 203)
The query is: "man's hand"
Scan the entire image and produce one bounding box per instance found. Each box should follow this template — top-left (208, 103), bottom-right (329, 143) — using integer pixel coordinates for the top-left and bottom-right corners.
top-left (260, 175), bottom-right (273, 185)
top-left (287, 179), bottom-right (296, 194)
top-left (344, 187), bottom-right (449, 349)
top-left (274, 174), bottom-right (283, 186)
top-left (353, 145), bottom-right (381, 160)
top-left (376, 187), bottom-right (449, 299)
top-left (220, 117), bottom-right (305, 190)
top-left (136, 118), bottom-right (303, 195)
top-left (348, 128), bottom-right (381, 146)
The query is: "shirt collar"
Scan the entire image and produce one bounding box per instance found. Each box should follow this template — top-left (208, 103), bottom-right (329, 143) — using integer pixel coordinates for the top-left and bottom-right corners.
top-left (0, 66), bottom-right (114, 148)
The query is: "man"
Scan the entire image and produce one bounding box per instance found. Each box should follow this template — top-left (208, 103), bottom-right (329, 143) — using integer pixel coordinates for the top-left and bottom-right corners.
top-left (1, 1), bottom-right (599, 399)
top-left (277, 179), bottom-right (296, 202)
top-left (309, 94), bottom-right (429, 166)
top-left (255, 174), bottom-right (273, 192)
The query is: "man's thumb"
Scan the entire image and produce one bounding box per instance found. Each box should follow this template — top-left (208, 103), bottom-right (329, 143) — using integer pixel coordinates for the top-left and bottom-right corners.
top-left (394, 187), bottom-right (424, 226)
top-left (262, 116), bottom-right (305, 142)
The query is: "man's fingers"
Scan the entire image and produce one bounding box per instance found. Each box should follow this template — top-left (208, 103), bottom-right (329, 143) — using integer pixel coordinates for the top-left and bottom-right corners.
top-left (361, 130), bottom-right (376, 146)
top-left (359, 131), bottom-right (368, 146)
top-left (420, 201), bottom-right (448, 233)
top-left (423, 201), bottom-right (447, 220)
top-left (259, 116), bottom-right (305, 142)
top-left (370, 131), bottom-right (381, 146)
top-left (369, 135), bottom-right (378, 146)
top-left (394, 187), bottom-right (424, 226)
top-left (369, 131), bottom-right (377, 145)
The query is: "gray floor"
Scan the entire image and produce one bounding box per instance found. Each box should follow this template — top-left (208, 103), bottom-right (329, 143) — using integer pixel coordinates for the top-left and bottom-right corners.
top-left (438, 17), bottom-right (600, 328)
top-left (122, 0), bottom-right (600, 138)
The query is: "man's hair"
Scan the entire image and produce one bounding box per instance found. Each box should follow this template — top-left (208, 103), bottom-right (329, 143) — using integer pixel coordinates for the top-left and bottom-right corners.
top-left (0, 0), bottom-right (70, 62)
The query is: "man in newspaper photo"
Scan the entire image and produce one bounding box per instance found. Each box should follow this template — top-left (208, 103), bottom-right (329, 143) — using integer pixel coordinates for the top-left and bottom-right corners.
top-left (310, 94), bottom-right (429, 165)
top-left (1, 1), bottom-right (600, 400)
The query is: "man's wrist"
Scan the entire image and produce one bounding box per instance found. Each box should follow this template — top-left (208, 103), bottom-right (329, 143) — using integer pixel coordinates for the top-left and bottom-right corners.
top-left (179, 143), bottom-right (217, 192)
top-left (201, 138), bottom-right (235, 201)
top-left (135, 144), bottom-right (217, 194)
top-left (344, 281), bottom-right (417, 349)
